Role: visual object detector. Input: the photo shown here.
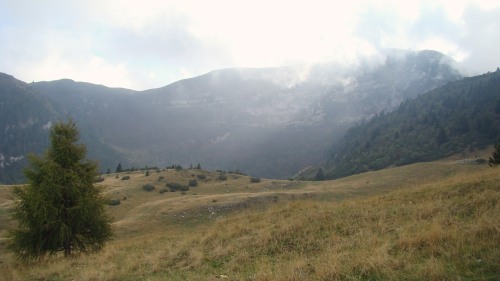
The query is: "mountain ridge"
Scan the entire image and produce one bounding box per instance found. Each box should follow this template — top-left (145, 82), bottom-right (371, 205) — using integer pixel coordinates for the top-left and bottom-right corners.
top-left (0, 49), bottom-right (463, 184)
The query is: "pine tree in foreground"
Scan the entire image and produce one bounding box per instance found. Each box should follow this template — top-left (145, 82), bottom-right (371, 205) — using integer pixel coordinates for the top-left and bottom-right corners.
top-left (9, 119), bottom-right (113, 260)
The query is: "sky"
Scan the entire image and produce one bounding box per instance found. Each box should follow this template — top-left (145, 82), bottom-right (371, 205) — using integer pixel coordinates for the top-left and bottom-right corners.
top-left (1, 0), bottom-right (499, 90)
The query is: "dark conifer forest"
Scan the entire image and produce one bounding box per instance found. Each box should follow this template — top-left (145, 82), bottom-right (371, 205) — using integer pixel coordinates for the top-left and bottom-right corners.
top-left (326, 69), bottom-right (500, 179)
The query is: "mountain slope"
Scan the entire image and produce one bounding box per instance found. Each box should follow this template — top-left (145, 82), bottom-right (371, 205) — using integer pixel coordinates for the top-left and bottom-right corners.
top-left (0, 49), bottom-right (462, 183)
top-left (326, 69), bottom-right (500, 179)
top-left (131, 50), bottom-right (460, 179)
top-left (0, 74), bottom-right (57, 183)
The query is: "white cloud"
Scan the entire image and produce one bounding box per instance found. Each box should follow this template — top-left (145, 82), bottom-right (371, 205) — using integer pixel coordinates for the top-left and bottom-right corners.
top-left (0, 0), bottom-right (499, 89)
top-left (417, 37), bottom-right (468, 62)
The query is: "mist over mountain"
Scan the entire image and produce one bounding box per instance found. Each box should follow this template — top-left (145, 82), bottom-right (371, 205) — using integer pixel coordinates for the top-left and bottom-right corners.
top-left (0, 49), bottom-right (462, 184)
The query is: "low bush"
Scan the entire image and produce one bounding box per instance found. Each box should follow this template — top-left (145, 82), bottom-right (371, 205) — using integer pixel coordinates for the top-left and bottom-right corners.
top-left (167, 182), bottom-right (190, 192)
top-left (94, 177), bottom-right (105, 183)
top-left (218, 174), bottom-right (227, 181)
top-left (196, 174), bottom-right (207, 179)
top-left (106, 199), bottom-right (121, 206)
top-left (189, 179), bottom-right (198, 187)
top-left (142, 184), bottom-right (155, 192)
top-left (159, 188), bottom-right (168, 194)
top-left (475, 158), bottom-right (487, 164)
top-left (121, 176), bottom-right (130, 180)
top-left (250, 177), bottom-right (261, 183)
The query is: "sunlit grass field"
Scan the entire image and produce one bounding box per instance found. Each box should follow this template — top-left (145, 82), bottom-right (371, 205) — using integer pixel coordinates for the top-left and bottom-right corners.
top-left (0, 162), bottom-right (498, 280)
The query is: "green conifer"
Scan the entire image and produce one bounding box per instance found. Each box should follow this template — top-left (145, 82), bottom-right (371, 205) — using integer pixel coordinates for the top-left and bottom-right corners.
top-left (115, 163), bottom-right (122, 173)
top-left (9, 119), bottom-right (112, 260)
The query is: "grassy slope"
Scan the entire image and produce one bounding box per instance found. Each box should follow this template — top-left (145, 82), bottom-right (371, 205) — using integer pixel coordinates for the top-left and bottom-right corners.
top-left (0, 163), bottom-right (498, 280)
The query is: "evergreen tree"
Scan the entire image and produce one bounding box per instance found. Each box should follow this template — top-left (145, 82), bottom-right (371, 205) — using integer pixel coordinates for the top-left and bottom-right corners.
top-left (145, 169), bottom-right (150, 176)
top-left (489, 142), bottom-right (500, 167)
top-left (196, 163), bottom-right (202, 170)
top-left (9, 119), bottom-right (112, 260)
top-left (115, 163), bottom-right (122, 173)
top-left (106, 167), bottom-right (111, 174)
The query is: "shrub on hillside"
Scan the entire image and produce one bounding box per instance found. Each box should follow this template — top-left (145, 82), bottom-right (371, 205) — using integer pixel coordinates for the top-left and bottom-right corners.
top-left (121, 176), bottom-right (130, 180)
top-left (196, 174), bottom-right (206, 180)
top-left (250, 177), bottom-right (261, 183)
top-left (189, 179), bottom-right (198, 187)
top-left (142, 184), bottom-right (155, 192)
top-left (167, 182), bottom-right (190, 192)
top-left (218, 174), bottom-right (227, 181)
top-left (475, 158), bottom-right (487, 164)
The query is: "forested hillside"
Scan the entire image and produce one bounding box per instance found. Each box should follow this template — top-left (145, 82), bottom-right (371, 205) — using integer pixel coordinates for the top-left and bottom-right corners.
top-left (326, 69), bottom-right (500, 179)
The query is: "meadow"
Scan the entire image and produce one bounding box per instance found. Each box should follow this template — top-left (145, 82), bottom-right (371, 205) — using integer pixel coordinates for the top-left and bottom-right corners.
top-left (0, 161), bottom-right (498, 280)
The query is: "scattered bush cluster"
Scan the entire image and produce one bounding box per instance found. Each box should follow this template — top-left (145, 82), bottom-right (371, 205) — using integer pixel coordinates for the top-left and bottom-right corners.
top-left (121, 176), bottom-right (130, 181)
top-left (115, 163), bottom-right (159, 173)
top-left (189, 179), bottom-right (198, 187)
top-left (218, 174), bottom-right (227, 181)
top-left (196, 174), bottom-right (207, 180)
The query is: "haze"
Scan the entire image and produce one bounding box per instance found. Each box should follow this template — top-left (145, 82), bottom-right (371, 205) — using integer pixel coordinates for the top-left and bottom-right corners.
top-left (1, 0), bottom-right (499, 90)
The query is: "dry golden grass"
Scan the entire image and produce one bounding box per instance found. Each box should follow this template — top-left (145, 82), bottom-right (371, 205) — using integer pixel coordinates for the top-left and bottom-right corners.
top-left (0, 163), bottom-right (498, 280)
